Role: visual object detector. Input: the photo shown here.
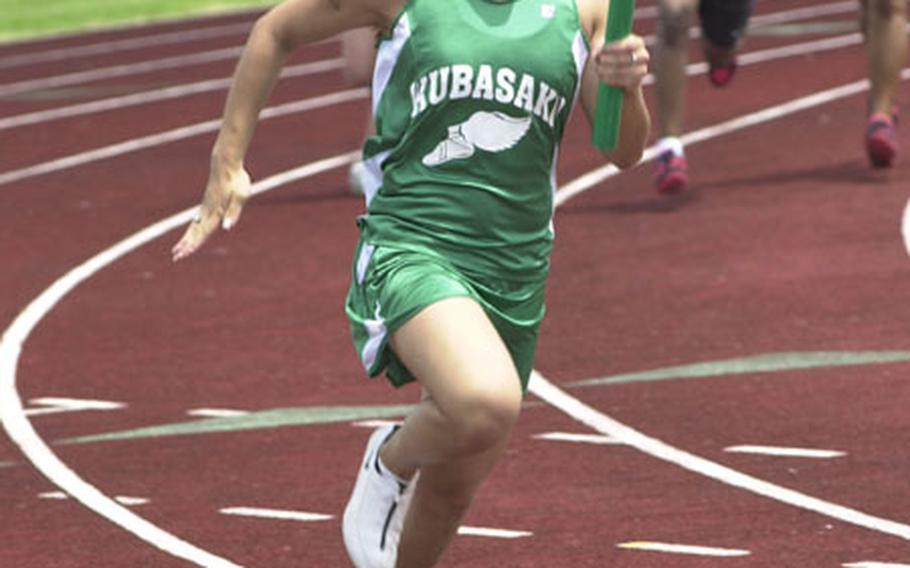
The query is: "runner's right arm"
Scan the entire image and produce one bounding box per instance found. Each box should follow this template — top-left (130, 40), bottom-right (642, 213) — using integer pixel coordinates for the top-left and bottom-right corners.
top-left (172, 0), bottom-right (394, 261)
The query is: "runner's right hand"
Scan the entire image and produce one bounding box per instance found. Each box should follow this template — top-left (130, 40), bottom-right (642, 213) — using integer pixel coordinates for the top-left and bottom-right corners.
top-left (171, 163), bottom-right (251, 262)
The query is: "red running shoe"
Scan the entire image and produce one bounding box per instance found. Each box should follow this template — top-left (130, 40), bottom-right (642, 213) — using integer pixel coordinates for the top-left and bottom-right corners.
top-left (654, 150), bottom-right (689, 194)
top-left (708, 58), bottom-right (737, 88)
top-left (865, 111), bottom-right (898, 168)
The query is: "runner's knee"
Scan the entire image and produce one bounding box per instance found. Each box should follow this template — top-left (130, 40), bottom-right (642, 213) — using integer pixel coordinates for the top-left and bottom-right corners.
top-left (449, 386), bottom-right (521, 455)
top-left (658, 5), bottom-right (695, 48)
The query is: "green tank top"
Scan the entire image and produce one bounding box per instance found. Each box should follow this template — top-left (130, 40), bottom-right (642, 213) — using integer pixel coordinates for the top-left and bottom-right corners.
top-left (358, 0), bottom-right (589, 281)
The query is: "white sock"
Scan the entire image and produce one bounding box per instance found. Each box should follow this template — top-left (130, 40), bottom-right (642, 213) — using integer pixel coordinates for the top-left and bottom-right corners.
top-left (656, 137), bottom-right (685, 157)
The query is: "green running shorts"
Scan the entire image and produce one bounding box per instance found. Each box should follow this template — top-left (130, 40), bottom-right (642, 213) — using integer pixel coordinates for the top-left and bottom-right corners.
top-left (345, 239), bottom-right (546, 392)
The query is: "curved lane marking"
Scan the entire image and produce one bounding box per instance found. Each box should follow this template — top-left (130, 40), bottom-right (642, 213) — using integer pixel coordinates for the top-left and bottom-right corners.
top-left (539, 71), bottom-right (910, 543)
top-left (0, 152), bottom-right (355, 567)
top-left (529, 371), bottom-right (910, 540)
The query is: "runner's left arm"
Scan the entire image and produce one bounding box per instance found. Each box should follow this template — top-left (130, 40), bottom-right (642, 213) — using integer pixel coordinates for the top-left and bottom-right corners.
top-left (578, 0), bottom-right (650, 168)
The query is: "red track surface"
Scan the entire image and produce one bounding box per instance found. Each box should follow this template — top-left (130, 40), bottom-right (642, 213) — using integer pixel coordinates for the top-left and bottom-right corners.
top-left (2, 2), bottom-right (909, 567)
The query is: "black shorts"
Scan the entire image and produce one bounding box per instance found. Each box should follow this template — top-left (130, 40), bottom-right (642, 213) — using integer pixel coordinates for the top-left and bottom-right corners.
top-left (699, 0), bottom-right (755, 48)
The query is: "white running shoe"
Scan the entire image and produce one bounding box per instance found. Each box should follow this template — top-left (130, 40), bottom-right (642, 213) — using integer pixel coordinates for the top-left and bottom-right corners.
top-left (343, 425), bottom-right (411, 568)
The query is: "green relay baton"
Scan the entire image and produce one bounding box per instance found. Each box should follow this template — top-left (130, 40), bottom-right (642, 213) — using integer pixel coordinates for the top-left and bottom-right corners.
top-left (592, 0), bottom-right (636, 151)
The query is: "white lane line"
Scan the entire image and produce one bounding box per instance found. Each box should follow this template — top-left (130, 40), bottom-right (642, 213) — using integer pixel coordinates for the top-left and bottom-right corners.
top-left (532, 432), bottom-right (622, 445)
top-left (630, 2), bottom-right (836, 22)
top-left (545, 67), bottom-right (910, 545)
top-left (2, 6), bottom-right (865, 132)
top-left (0, 22), bottom-right (252, 70)
top-left (25, 396), bottom-right (126, 417)
top-left (0, 46), bottom-right (244, 98)
top-left (0, 152), bottom-right (356, 568)
top-left (456, 526), bottom-right (533, 539)
top-left (528, 372), bottom-right (910, 541)
top-left (220, 507), bottom-right (529, 539)
top-left (0, 58), bottom-right (344, 131)
top-left (638, 30), bottom-right (868, 88)
top-left (187, 408), bottom-right (250, 418)
top-left (0, 0), bottom-right (849, 70)
top-left (351, 419), bottom-right (402, 429)
top-left (617, 541), bottom-right (751, 557)
top-left (725, 445), bottom-right (846, 459)
top-left (114, 496), bottom-right (150, 506)
top-left (39, 491), bottom-right (149, 506)
top-left (642, 0), bottom-right (859, 46)
top-left (557, 68), bottom-right (910, 206)
top-left (0, 22), bottom-right (876, 187)
top-left (38, 491), bottom-right (68, 499)
top-left (746, 1), bottom-right (857, 28)
top-left (901, 196), bottom-right (910, 257)
top-left (0, 87), bottom-right (367, 187)
top-left (0, 0), bottom-right (838, 80)
top-left (844, 562), bottom-right (910, 567)
top-left (220, 507), bottom-right (333, 523)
